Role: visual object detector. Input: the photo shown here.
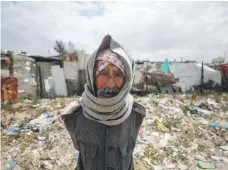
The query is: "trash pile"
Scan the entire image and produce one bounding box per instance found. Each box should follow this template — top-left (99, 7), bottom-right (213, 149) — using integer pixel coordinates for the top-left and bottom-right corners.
top-left (134, 93), bottom-right (228, 170)
top-left (1, 93), bottom-right (228, 170)
top-left (1, 97), bottom-right (79, 170)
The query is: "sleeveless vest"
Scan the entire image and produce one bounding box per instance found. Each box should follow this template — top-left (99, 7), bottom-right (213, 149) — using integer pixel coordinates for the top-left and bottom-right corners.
top-left (63, 102), bottom-right (146, 170)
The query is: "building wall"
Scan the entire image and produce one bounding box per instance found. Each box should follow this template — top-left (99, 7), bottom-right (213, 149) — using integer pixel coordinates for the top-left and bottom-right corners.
top-left (1, 57), bottom-right (11, 70)
top-left (12, 54), bottom-right (37, 99)
top-left (63, 61), bottom-right (80, 95)
top-left (1, 69), bottom-right (9, 76)
top-left (63, 52), bottom-right (90, 95)
top-left (51, 65), bottom-right (68, 97)
top-left (1, 56), bottom-right (11, 76)
top-left (78, 52), bottom-right (90, 70)
top-left (36, 61), bottom-right (59, 98)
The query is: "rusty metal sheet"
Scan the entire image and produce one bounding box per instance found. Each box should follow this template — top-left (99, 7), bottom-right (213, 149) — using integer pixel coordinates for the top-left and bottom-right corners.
top-left (142, 71), bottom-right (179, 86)
top-left (1, 76), bottom-right (18, 104)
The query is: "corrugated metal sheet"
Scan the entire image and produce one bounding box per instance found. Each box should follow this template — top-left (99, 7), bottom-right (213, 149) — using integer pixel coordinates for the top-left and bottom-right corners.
top-left (1, 76), bottom-right (18, 103)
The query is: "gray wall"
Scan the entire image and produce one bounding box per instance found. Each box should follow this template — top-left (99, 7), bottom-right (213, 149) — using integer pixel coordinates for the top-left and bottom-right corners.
top-left (63, 61), bottom-right (80, 95)
top-left (36, 61), bottom-right (59, 98)
top-left (12, 54), bottom-right (37, 99)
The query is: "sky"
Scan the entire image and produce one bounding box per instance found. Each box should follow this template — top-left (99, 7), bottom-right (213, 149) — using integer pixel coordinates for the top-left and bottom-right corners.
top-left (1, 1), bottom-right (228, 63)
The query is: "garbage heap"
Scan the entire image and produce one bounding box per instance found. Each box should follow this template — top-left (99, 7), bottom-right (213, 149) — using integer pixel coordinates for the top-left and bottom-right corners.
top-left (1, 93), bottom-right (228, 170)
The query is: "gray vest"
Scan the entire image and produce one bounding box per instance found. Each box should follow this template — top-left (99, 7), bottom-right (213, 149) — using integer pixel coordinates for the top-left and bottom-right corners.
top-left (63, 102), bottom-right (146, 170)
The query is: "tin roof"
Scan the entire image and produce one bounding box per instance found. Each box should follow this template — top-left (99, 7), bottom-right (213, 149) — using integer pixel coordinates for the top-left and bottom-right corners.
top-left (28, 55), bottom-right (62, 62)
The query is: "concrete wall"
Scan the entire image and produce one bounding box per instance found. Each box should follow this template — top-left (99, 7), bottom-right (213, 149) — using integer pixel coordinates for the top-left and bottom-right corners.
top-left (63, 61), bottom-right (80, 95)
top-left (78, 51), bottom-right (90, 70)
top-left (1, 69), bottom-right (9, 77)
top-left (0, 54), bottom-right (59, 99)
top-left (36, 61), bottom-right (59, 98)
top-left (12, 54), bottom-right (37, 99)
top-left (51, 65), bottom-right (68, 97)
top-left (64, 52), bottom-right (90, 95)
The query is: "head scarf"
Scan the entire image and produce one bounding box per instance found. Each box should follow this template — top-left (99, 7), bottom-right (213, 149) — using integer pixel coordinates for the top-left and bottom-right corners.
top-left (79, 35), bottom-right (135, 126)
top-left (94, 48), bottom-right (125, 76)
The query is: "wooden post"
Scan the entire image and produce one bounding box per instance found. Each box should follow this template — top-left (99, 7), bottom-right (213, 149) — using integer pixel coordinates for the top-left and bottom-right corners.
top-left (8, 52), bottom-right (14, 76)
top-left (201, 61), bottom-right (204, 94)
top-left (146, 59), bottom-right (148, 91)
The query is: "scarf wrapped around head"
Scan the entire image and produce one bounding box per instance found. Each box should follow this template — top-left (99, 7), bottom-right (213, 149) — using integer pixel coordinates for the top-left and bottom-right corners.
top-left (79, 35), bottom-right (135, 126)
top-left (94, 48), bottom-right (125, 76)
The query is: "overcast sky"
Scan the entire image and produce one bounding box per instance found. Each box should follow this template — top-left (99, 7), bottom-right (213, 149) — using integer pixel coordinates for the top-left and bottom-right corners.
top-left (1, 1), bottom-right (228, 62)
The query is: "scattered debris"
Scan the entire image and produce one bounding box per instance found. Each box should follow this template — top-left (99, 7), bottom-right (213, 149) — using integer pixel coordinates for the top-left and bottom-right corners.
top-left (152, 165), bottom-right (163, 170)
top-left (136, 137), bottom-right (147, 144)
top-left (208, 121), bottom-right (228, 129)
top-left (197, 161), bottom-right (216, 169)
top-left (1, 94), bottom-right (228, 169)
top-left (178, 164), bottom-right (189, 170)
top-left (74, 155), bottom-right (78, 161)
top-left (220, 146), bottom-right (228, 151)
top-left (155, 118), bottom-right (170, 132)
top-left (8, 126), bottom-right (20, 133)
top-left (8, 161), bottom-right (17, 170)
top-left (37, 135), bottom-right (46, 141)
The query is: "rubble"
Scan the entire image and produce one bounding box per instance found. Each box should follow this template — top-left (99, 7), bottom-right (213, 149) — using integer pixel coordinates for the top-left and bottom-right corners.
top-left (1, 93), bottom-right (228, 169)
top-left (134, 93), bottom-right (228, 170)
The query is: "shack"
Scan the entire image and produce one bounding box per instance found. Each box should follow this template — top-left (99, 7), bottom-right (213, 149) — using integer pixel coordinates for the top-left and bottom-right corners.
top-left (1, 51), bottom-right (37, 100)
top-left (29, 55), bottom-right (63, 99)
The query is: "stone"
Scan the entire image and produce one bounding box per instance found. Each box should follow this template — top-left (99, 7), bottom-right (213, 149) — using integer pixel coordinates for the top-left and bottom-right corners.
top-left (220, 146), bottom-right (228, 151)
top-left (25, 61), bottom-right (30, 66)
top-left (195, 155), bottom-right (207, 161)
top-left (37, 136), bottom-right (46, 141)
top-left (221, 157), bottom-right (228, 163)
top-left (24, 99), bottom-right (33, 104)
top-left (211, 156), bottom-right (221, 161)
top-left (23, 79), bottom-right (29, 83)
top-left (42, 160), bottom-right (53, 169)
top-left (178, 164), bottom-right (189, 170)
top-left (146, 119), bottom-right (153, 125)
top-left (152, 165), bottom-right (163, 170)
top-left (165, 164), bottom-right (176, 169)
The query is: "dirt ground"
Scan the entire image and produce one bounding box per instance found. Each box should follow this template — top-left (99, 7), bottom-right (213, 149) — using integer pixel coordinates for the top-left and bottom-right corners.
top-left (1, 93), bottom-right (228, 170)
